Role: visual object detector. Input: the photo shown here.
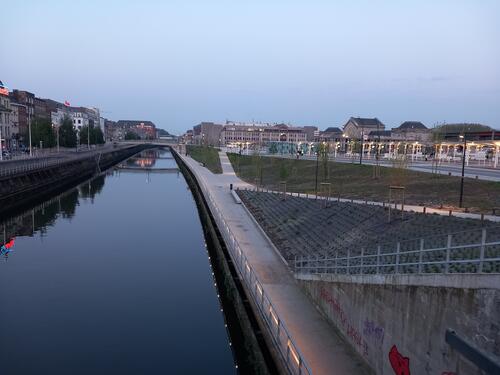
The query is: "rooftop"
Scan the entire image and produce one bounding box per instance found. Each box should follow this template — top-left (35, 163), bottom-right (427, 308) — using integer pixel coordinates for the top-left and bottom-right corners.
top-left (396, 121), bottom-right (428, 130)
top-left (348, 117), bottom-right (385, 128)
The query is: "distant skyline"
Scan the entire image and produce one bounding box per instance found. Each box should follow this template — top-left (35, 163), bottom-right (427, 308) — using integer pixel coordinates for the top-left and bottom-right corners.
top-left (2, 0), bottom-right (499, 134)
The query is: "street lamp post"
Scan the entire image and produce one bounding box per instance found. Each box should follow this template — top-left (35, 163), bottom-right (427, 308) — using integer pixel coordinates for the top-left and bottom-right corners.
top-left (28, 112), bottom-right (32, 156)
top-left (359, 129), bottom-right (364, 165)
top-left (459, 134), bottom-right (467, 208)
top-left (315, 146), bottom-right (319, 197)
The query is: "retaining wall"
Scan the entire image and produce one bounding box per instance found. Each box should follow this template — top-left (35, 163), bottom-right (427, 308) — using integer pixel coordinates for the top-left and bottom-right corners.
top-left (296, 273), bottom-right (500, 375)
top-left (0, 145), bottom-right (149, 216)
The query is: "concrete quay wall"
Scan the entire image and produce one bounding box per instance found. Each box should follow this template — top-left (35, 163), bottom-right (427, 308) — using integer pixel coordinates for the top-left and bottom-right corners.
top-left (0, 145), bottom-right (150, 216)
top-left (171, 147), bottom-right (280, 374)
top-left (296, 273), bottom-right (500, 375)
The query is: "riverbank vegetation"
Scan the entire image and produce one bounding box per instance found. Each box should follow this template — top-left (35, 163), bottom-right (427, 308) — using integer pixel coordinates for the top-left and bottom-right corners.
top-left (186, 145), bottom-right (222, 174)
top-left (227, 153), bottom-right (500, 213)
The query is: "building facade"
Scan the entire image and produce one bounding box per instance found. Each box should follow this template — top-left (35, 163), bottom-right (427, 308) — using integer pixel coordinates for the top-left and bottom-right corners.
top-left (220, 121), bottom-right (310, 147)
top-left (0, 93), bottom-right (12, 150)
top-left (115, 120), bottom-right (157, 139)
top-left (9, 90), bottom-right (35, 140)
top-left (342, 117), bottom-right (386, 139)
top-left (192, 122), bottom-right (223, 146)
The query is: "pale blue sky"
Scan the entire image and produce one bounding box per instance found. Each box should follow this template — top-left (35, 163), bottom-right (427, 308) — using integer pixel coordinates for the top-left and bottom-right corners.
top-left (2, 0), bottom-right (499, 133)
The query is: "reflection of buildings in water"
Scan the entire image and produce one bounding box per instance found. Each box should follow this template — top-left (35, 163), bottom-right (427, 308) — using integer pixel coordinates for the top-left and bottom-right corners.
top-left (126, 156), bottom-right (156, 168)
top-left (126, 148), bottom-right (172, 168)
top-left (79, 174), bottom-right (106, 202)
top-left (0, 174), bottom-right (107, 242)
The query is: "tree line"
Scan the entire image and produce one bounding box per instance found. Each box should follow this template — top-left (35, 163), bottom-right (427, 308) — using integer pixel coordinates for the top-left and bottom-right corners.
top-left (25, 116), bottom-right (104, 148)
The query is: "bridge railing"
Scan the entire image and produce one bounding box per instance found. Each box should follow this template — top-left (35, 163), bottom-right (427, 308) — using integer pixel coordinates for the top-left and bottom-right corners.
top-left (203, 186), bottom-right (312, 375)
top-left (294, 226), bottom-right (500, 276)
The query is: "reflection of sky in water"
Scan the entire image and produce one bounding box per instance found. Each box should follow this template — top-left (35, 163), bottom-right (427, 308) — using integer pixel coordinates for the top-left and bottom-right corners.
top-left (0, 148), bottom-right (235, 375)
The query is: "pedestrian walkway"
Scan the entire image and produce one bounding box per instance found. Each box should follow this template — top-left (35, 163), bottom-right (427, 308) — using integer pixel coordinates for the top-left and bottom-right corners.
top-left (179, 151), bottom-right (370, 375)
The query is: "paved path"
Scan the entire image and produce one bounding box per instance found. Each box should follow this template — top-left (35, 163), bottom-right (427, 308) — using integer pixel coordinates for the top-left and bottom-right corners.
top-left (179, 151), bottom-right (370, 375)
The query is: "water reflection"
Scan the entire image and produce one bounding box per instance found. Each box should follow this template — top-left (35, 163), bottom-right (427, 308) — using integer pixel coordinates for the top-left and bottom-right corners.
top-left (0, 174), bottom-right (107, 248)
top-left (0, 147), bottom-right (235, 374)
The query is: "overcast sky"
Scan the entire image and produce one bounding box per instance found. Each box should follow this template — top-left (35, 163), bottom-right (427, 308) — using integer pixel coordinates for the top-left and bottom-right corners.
top-left (2, 0), bottom-right (499, 134)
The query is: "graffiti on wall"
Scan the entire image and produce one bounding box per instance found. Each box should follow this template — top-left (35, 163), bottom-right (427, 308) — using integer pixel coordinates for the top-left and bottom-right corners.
top-left (363, 320), bottom-right (385, 346)
top-left (319, 286), bottom-right (369, 356)
top-left (389, 345), bottom-right (411, 375)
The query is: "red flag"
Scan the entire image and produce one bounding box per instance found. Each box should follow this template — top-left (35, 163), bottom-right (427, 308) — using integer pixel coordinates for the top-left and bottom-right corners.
top-left (64, 100), bottom-right (71, 106)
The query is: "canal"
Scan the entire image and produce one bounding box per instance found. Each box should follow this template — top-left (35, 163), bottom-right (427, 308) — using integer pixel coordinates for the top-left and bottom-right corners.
top-left (0, 148), bottom-right (236, 374)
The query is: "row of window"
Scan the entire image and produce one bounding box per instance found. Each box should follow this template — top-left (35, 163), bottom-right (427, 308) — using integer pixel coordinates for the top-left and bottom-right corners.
top-left (0, 113), bottom-right (10, 125)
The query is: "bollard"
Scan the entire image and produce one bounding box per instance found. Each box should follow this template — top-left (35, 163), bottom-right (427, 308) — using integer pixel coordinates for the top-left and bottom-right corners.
top-left (230, 183), bottom-right (233, 191)
top-left (449, 210), bottom-right (452, 217)
top-left (423, 206), bottom-right (426, 214)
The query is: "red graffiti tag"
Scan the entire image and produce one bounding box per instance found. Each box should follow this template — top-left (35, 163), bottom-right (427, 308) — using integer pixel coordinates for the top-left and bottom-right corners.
top-left (389, 345), bottom-right (410, 375)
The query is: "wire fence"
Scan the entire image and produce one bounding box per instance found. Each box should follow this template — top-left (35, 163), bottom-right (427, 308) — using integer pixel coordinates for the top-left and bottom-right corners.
top-left (201, 180), bottom-right (312, 375)
top-left (294, 226), bottom-right (500, 276)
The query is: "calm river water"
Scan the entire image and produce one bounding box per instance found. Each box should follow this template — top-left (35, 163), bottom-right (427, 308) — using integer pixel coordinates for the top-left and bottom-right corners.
top-left (0, 148), bottom-right (235, 374)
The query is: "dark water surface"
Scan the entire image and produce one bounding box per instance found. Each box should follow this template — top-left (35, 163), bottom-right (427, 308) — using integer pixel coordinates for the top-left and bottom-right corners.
top-left (0, 149), bottom-right (235, 374)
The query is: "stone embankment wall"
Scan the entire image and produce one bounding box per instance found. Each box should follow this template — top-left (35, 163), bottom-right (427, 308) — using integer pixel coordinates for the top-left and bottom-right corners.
top-left (0, 145), bottom-right (149, 216)
top-left (297, 274), bottom-right (500, 375)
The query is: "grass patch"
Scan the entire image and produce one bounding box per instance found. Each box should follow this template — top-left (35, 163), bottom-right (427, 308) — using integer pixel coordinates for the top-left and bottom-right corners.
top-left (227, 153), bottom-right (500, 213)
top-left (186, 145), bottom-right (222, 174)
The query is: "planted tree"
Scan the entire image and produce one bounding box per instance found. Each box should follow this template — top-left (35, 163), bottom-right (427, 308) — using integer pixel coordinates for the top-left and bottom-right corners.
top-left (59, 116), bottom-right (77, 147)
top-left (318, 142), bottom-right (330, 181)
top-left (30, 117), bottom-right (56, 148)
top-left (125, 131), bottom-right (140, 140)
top-left (251, 148), bottom-right (263, 187)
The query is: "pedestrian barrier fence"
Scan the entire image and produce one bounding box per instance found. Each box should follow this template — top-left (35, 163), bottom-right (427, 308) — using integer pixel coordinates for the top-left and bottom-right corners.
top-left (0, 146), bottom-right (132, 178)
top-left (294, 226), bottom-right (500, 275)
top-left (201, 181), bottom-right (312, 375)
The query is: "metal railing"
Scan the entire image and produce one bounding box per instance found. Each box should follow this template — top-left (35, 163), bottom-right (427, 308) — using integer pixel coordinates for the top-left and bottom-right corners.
top-left (0, 145), bottom-right (134, 178)
top-left (201, 183), bottom-right (312, 375)
top-left (294, 226), bottom-right (500, 276)
top-left (0, 157), bottom-right (67, 178)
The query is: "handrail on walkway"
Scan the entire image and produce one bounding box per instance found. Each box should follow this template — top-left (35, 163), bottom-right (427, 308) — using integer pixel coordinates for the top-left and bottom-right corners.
top-left (200, 179), bottom-right (312, 375)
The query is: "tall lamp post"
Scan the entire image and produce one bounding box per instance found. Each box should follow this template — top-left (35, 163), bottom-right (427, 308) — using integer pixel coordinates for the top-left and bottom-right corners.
top-left (54, 123), bottom-right (60, 152)
top-left (315, 146), bottom-right (319, 197)
top-left (359, 129), bottom-right (364, 165)
top-left (28, 111), bottom-right (32, 156)
top-left (459, 134), bottom-right (467, 208)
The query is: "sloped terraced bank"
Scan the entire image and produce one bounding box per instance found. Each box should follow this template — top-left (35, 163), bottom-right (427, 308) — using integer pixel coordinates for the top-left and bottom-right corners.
top-left (238, 190), bottom-right (500, 375)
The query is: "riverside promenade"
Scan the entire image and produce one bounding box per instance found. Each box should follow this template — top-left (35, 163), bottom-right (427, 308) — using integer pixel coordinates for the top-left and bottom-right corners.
top-left (178, 150), bottom-right (370, 375)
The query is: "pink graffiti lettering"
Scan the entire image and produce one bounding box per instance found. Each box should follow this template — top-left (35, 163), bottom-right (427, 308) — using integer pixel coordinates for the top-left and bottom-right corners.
top-left (389, 345), bottom-right (410, 375)
top-left (319, 287), bottom-right (369, 356)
